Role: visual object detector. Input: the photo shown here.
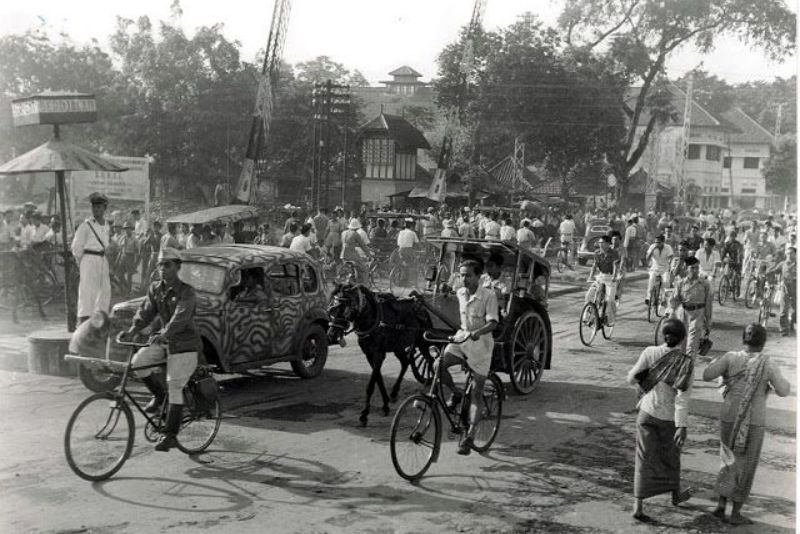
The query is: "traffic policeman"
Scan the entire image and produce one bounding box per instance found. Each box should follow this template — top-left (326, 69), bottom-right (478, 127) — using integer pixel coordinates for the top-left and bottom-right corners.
top-left (70, 192), bottom-right (111, 323)
top-left (669, 256), bottom-right (713, 358)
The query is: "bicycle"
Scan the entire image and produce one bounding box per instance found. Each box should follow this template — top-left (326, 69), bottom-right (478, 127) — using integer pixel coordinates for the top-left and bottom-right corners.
top-left (579, 276), bottom-right (616, 346)
top-left (646, 271), bottom-right (667, 322)
top-left (717, 260), bottom-right (741, 306)
top-left (758, 273), bottom-right (780, 328)
top-left (64, 335), bottom-right (222, 481)
top-left (389, 248), bottom-right (424, 292)
top-left (389, 331), bottom-right (503, 482)
top-left (555, 238), bottom-right (576, 273)
top-left (744, 259), bottom-right (766, 309)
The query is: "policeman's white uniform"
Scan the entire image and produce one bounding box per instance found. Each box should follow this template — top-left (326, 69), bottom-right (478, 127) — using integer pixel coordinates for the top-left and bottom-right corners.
top-left (71, 217), bottom-right (111, 318)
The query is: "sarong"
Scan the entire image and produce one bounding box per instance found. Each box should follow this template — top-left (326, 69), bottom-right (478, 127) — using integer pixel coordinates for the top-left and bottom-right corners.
top-left (634, 411), bottom-right (680, 499)
top-left (717, 422), bottom-right (766, 502)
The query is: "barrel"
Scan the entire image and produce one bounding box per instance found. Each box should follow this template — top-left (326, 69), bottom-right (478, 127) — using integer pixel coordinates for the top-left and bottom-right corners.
top-left (27, 329), bottom-right (77, 377)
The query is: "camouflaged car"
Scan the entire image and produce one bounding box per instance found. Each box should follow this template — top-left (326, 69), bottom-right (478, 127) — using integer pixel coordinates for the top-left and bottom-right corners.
top-left (75, 245), bottom-right (330, 391)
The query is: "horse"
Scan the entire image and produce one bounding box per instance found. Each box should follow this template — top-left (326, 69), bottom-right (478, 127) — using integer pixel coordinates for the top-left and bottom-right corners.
top-left (327, 283), bottom-right (432, 427)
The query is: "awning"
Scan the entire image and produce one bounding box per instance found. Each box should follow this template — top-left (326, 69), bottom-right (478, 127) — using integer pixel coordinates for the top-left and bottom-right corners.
top-left (167, 205), bottom-right (259, 225)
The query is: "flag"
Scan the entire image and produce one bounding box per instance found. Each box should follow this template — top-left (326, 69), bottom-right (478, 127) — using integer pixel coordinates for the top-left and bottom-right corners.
top-left (427, 168), bottom-right (447, 202)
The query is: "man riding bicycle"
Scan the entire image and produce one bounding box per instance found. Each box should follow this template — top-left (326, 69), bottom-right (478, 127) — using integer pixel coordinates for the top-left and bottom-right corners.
top-left (721, 230), bottom-right (743, 277)
top-left (118, 247), bottom-right (199, 452)
top-left (438, 259), bottom-right (498, 456)
top-left (586, 235), bottom-right (620, 326)
top-left (695, 237), bottom-right (721, 287)
top-left (668, 240), bottom-right (691, 288)
top-left (645, 234), bottom-right (674, 306)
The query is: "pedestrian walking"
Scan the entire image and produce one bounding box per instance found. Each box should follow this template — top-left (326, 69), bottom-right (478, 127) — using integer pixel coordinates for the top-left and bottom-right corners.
top-left (627, 318), bottom-right (694, 522)
top-left (70, 192), bottom-right (112, 323)
top-left (702, 323), bottom-right (790, 525)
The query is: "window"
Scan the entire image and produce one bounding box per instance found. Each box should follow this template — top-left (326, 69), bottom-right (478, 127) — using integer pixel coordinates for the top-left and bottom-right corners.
top-left (743, 157), bottom-right (760, 169)
top-left (301, 264), bottom-right (319, 293)
top-left (178, 262), bottom-right (227, 294)
top-left (741, 188), bottom-right (757, 194)
top-left (723, 157), bottom-right (732, 169)
top-left (706, 145), bottom-right (721, 161)
top-left (269, 263), bottom-right (300, 296)
top-left (687, 144), bottom-right (701, 159)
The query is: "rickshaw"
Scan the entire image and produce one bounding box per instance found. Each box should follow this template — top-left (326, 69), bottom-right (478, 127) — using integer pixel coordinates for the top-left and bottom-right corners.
top-left (167, 204), bottom-right (262, 243)
top-left (413, 236), bottom-right (553, 395)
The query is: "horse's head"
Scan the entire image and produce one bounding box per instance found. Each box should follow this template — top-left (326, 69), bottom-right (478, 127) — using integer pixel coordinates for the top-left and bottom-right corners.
top-left (326, 282), bottom-right (365, 344)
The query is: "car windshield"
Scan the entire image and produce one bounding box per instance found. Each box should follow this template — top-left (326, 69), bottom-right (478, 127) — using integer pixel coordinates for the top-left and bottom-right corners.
top-left (178, 261), bottom-right (227, 294)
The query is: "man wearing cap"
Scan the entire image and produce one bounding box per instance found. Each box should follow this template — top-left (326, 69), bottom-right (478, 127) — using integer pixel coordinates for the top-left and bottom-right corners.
top-left (340, 218), bottom-right (371, 283)
top-left (71, 193), bottom-right (112, 323)
top-left (669, 256), bottom-right (712, 358)
top-left (120, 247), bottom-right (199, 451)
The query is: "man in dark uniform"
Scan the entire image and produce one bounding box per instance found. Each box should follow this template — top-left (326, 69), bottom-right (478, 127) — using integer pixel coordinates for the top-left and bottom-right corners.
top-left (669, 256), bottom-right (713, 358)
top-left (119, 247), bottom-right (199, 451)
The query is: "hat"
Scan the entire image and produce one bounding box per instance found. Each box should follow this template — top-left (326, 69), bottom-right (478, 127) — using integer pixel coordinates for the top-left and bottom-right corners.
top-left (122, 221), bottom-right (133, 229)
top-left (157, 247), bottom-right (182, 264)
top-left (427, 207), bottom-right (435, 213)
top-left (404, 217), bottom-right (415, 224)
top-left (30, 211), bottom-right (42, 219)
top-left (464, 207), bottom-right (471, 212)
top-left (88, 192), bottom-right (109, 205)
top-left (348, 219), bottom-right (361, 230)
top-left (443, 219), bottom-right (455, 228)
top-left (684, 256), bottom-right (699, 266)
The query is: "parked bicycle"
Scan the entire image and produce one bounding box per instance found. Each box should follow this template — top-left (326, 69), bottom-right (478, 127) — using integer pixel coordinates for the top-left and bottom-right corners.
top-left (64, 334), bottom-right (221, 481)
top-left (389, 331), bottom-right (503, 482)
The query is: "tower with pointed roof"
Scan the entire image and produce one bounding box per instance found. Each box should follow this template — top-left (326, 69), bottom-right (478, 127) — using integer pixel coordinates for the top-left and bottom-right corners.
top-left (379, 66), bottom-right (428, 95)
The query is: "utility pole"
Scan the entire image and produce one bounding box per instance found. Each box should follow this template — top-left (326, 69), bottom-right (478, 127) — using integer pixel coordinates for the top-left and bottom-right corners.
top-left (677, 72), bottom-right (693, 212)
top-left (311, 80), bottom-right (350, 211)
top-left (774, 102), bottom-right (784, 137)
top-left (513, 136), bottom-right (525, 202)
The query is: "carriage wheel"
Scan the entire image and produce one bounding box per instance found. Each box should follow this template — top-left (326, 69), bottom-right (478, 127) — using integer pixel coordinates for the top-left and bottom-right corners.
top-left (579, 303), bottom-right (599, 346)
top-left (509, 310), bottom-right (548, 395)
top-left (410, 345), bottom-right (437, 384)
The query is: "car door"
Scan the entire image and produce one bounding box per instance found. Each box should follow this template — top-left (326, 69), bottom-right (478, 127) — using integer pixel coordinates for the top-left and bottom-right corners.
top-left (268, 261), bottom-right (304, 357)
top-left (223, 264), bottom-right (275, 368)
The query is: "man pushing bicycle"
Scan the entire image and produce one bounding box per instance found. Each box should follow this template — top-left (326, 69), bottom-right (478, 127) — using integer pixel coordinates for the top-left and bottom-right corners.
top-left (438, 258), bottom-right (498, 456)
top-left (118, 247), bottom-right (199, 452)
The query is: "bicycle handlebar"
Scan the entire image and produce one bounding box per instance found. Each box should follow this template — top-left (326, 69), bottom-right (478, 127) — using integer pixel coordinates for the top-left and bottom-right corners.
top-left (114, 332), bottom-right (150, 348)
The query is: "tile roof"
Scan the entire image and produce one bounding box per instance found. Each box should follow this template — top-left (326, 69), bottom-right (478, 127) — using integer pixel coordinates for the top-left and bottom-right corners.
top-left (388, 66), bottom-right (423, 78)
top-left (718, 107), bottom-right (776, 145)
top-left (358, 112), bottom-right (431, 150)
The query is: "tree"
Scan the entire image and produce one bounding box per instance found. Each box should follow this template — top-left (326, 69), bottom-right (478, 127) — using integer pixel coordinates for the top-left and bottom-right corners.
top-left (763, 133), bottom-right (796, 197)
top-left (675, 70), bottom-right (734, 115)
top-left (294, 56), bottom-right (369, 86)
top-left (435, 18), bottom-right (628, 197)
top-left (559, 0), bottom-right (796, 196)
top-left (732, 76), bottom-right (797, 135)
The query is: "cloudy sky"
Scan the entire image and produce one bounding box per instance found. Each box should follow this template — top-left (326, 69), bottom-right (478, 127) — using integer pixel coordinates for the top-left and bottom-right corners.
top-left (1, 0), bottom-right (796, 85)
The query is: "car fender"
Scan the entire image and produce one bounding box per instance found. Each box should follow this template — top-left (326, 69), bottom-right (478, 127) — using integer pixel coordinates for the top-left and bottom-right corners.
top-left (291, 307), bottom-right (330, 356)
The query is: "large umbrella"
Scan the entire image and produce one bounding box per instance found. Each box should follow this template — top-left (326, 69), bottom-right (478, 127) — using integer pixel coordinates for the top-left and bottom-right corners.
top-left (0, 135), bottom-right (127, 331)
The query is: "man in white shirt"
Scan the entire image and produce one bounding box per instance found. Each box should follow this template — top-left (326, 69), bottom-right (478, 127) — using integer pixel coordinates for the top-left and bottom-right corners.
top-left (397, 218), bottom-right (419, 284)
top-left (290, 223), bottom-right (317, 256)
top-left (559, 214), bottom-right (577, 259)
top-left (645, 234), bottom-right (674, 305)
top-left (45, 217), bottom-right (63, 246)
top-left (516, 219), bottom-right (536, 250)
top-left (132, 209), bottom-right (147, 237)
top-left (28, 212), bottom-right (50, 248)
top-left (483, 213), bottom-right (501, 240)
top-left (71, 192), bottom-right (112, 322)
top-left (695, 237), bottom-right (721, 285)
top-left (185, 225), bottom-right (202, 250)
top-left (499, 218), bottom-right (516, 242)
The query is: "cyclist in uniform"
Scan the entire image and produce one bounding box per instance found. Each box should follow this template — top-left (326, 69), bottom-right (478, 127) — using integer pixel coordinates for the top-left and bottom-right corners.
top-left (119, 247), bottom-right (199, 452)
top-left (645, 234), bottom-right (674, 307)
top-left (438, 259), bottom-right (498, 456)
top-left (586, 235), bottom-right (620, 326)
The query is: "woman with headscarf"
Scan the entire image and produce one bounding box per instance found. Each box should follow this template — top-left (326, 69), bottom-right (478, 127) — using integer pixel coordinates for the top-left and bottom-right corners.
top-left (626, 318), bottom-right (694, 522)
top-left (702, 323), bottom-right (790, 525)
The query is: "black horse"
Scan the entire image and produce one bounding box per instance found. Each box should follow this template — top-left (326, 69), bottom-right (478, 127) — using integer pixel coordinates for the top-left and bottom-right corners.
top-left (327, 283), bottom-right (432, 426)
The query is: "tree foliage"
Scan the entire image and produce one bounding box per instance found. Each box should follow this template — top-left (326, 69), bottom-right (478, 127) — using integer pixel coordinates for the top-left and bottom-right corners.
top-left (763, 133), bottom-right (796, 197)
top-left (295, 56), bottom-right (369, 86)
top-left (559, 0), bottom-right (796, 190)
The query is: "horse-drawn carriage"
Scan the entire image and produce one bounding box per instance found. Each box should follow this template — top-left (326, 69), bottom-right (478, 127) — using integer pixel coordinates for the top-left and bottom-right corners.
top-left (327, 235), bottom-right (553, 425)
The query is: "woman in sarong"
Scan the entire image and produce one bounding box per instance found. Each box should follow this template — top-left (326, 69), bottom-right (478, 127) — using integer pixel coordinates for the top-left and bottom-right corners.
top-left (626, 318), bottom-right (694, 522)
top-left (702, 323), bottom-right (790, 525)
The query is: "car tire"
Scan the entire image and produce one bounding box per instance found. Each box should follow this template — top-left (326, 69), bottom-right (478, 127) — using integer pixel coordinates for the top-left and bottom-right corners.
top-left (291, 324), bottom-right (328, 379)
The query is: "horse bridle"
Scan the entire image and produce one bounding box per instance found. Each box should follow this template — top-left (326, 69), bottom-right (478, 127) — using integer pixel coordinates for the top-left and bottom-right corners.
top-left (328, 284), bottom-right (382, 338)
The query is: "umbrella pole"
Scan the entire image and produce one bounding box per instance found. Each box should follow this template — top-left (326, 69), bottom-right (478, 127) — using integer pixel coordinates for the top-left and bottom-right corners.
top-left (52, 123), bottom-right (76, 332)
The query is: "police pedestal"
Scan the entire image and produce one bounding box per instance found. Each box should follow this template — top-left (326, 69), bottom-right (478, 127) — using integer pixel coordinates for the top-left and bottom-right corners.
top-left (27, 329), bottom-right (77, 377)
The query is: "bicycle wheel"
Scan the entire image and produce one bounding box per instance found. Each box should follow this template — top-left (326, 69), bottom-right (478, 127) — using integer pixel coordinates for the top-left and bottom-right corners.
top-left (744, 280), bottom-right (758, 309)
top-left (470, 374), bottom-right (503, 453)
top-left (647, 279), bottom-right (661, 323)
top-left (579, 303), bottom-right (599, 346)
top-left (654, 279), bottom-right (665, 318)
top-left (654, 316), bottom-right (666, 346)
top-left (176, 387), bottom-right (222, 454)
top-left (555, 251), bottom-right (565, 273)
top-left (390, 395), bottom-right (441, 482)
top-left (64, 392), bottom-right (134, 481)
top-left (600, 301), bottom-right (614, 340)
top-left (731, 273), bottom-right (739, 303)
top-left (718, 276), bottom-right (730, 305)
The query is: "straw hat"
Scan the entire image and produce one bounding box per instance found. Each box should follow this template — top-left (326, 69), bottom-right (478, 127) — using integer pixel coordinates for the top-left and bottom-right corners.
top-left (348, 218), bottom-right (362, 230)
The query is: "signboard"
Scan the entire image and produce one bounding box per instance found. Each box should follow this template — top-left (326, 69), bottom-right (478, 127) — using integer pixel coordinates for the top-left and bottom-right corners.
top-left (70, 155), bottom-right (150, 224)
top-left (12, 93), bottom-right (97, 126)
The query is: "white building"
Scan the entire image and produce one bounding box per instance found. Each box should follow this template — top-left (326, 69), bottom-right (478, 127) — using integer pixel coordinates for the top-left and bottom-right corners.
top-left (630, 83), bottom-right (776, 210)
